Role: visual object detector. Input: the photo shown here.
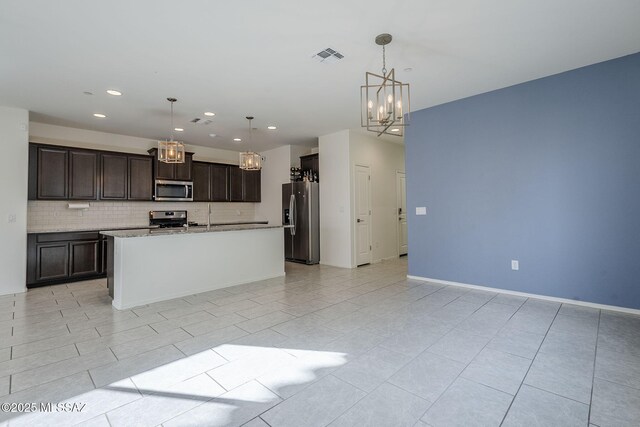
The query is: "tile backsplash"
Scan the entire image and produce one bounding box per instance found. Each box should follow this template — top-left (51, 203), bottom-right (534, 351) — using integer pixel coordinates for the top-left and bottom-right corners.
top-left (27, 201), bottom-right (258, 232)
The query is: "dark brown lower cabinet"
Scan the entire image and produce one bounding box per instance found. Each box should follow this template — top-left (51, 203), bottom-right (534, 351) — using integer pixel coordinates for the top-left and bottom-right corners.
top-left (27, 232), bottom-right (106, 288)
top-left (35, 243), bottom-right (69, 282)
top-left (69, 240), bottom-right (100, 277)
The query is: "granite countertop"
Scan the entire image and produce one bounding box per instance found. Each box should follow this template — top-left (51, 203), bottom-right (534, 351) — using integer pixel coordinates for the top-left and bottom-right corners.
top-left (28, 226), bottom-right (158, 234)
top-left (101, 223), bottom-right (282, 238)
top-left (28, 221), bottom-right (269, 234)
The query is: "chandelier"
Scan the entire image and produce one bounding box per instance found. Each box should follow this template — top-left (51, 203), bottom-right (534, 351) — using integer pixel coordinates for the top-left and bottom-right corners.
top-left (239, 116), bottom-right (262, 170)
top-left (361, 33), bottom-right (410, 137)
top-left (158, 97), bottom-right (185, 163)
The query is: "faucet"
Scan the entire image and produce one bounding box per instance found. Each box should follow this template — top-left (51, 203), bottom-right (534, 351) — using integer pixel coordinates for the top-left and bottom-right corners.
top-left (207, 203), bottom-right (212, 230)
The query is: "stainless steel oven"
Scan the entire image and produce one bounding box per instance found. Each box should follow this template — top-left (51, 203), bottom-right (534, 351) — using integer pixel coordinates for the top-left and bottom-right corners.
top-left (154, 180), bottom-right (193, 201)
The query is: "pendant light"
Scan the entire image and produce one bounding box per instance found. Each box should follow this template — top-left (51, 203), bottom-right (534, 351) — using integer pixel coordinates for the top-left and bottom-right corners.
top-left (158, 97), bottom-right (185, 163)
top-left (239, 116), bottom-right (262, 170)
top-left (361, 33), bottom-right (410, 137)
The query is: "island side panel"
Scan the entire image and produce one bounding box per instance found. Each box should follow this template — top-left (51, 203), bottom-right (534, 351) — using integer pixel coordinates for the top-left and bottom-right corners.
top-left (111, 228), bottom-right (285, 310)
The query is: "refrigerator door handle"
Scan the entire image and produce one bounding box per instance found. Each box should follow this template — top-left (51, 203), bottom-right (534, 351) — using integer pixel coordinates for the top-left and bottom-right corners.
top-left (289, 194), bottom-right (296, 236)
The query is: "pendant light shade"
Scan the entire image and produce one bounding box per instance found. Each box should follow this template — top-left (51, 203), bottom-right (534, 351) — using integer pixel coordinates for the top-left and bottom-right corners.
top-left (239, 152), bottom-right (262, 170)
top-left (361, 34), bottom-right (410, 137)
top-left (239, 116), bottom-right (262, 170)
top-left (158, 98), bottom-right (185, 163)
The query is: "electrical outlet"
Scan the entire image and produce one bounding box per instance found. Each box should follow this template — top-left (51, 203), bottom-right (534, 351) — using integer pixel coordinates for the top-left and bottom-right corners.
top-left (416, 207), bottom-right (427, 215)
top-left (511, 260), bottom-right (519, 271)
top-left (8, 214), bottom-right (16, 223)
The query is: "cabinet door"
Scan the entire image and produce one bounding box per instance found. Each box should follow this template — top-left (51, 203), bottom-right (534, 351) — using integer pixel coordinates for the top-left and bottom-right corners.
top-left (192, 161), bottom-right (211, 201)
top-left (100, 239), bottom-right (108, 274)
top-left (229, 166), bottom-right (244, 202)
top-left (69, 240), bottom-right (100, 277)
top-left (300, 153), bottom-right (319, 177)
top-left (155, 157), bottom-right (175, 180)
top-left (101, 154), bottom-right (128, 199)
top-left (36, 243), bottom-right (69, 281)
top-left (211, 164), bottom-right (230, 202)
top-left (175, 153), bottom-right (193, 181)
top-left (242, 170), bottom-right (261, 202)
top-left (128, 156), bottom-right (153, 200)
top-left (37, 146), bottom-right (68, 199)
top-left (69, 150), bottom-right (98, 200)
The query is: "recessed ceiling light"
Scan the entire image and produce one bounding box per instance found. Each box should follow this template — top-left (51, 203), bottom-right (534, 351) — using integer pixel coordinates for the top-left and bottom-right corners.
top-left (267, 126), bottom-right (277, 130)
top-left (106, 89), bottom-right (122, 96)
top-left (204, 112), bottom-right (215, 117)
top-left (209, 133), bottom-right (217, 138)
top-left (233, 138), bottom-right (242, 142)
top-left (174, 127), bottom-right (184, 132)
top-left (391, 128), bottom-right (400, 132)
top-left (93, 113), bottom-right (106, 118)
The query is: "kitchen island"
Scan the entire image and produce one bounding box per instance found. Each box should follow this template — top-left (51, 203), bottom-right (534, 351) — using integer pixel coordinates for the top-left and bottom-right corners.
top-left (101, 224), bottom-right (284, 310)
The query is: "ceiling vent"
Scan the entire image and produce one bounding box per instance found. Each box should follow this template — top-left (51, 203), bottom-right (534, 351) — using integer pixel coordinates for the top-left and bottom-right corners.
top-left (313, 48), bottom-right (344, 63)
top-left (190, 117), bottom-right (213, 125)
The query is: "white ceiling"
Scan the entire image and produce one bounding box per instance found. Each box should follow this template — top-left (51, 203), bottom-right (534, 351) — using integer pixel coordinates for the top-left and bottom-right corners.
top-left (1, 0), bottom-right (639, 152)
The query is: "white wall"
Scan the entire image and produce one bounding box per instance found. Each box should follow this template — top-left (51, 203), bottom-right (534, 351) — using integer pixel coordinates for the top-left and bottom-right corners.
top-left (349, 130), bottom-right (405, 262)
top-left (256, 145), bottom-right (292, 225)
top-left (290, 145), bottom-right (312, 168)
top-left (0, 106), bottom-right (29, 296)
top-left (29, 122), bottom-right (240, 164)
top-left (318, 130), bottom-right (353, 268)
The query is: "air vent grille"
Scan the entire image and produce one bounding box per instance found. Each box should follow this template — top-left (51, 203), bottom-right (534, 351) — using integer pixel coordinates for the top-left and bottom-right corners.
top-left (313, 48), bottom-right (344, 63)
top-left (190, 118), bottom-right (213, 125)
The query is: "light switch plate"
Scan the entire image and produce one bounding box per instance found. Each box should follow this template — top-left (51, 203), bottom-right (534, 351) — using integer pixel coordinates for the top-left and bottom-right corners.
top-left (416, 207), bottom-right (427, 215)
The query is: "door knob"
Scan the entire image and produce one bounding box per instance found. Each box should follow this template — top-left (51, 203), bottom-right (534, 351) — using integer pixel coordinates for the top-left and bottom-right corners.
top-left (357, 219), bottom-right (362, 223)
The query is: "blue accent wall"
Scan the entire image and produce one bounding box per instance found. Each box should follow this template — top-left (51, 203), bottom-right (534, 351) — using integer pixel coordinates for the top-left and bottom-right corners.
top-left (405, 52), bottom-right (640, 309)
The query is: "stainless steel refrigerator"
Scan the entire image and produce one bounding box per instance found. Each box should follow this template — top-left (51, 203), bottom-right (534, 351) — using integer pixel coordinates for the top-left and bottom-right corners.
top-left (282, 181), bottom-right (319, 264)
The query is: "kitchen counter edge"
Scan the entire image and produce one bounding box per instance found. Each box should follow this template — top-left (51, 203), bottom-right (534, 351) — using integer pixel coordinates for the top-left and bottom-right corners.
top-left (100, 224), bottom-right (282, 238)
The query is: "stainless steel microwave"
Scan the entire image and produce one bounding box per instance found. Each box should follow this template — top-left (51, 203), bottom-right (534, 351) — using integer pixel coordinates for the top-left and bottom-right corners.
top-left (154, 180), bottom-right (193, 201)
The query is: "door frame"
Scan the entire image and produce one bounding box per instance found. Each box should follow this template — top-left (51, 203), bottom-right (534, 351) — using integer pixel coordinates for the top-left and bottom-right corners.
top-left (352, 163), bottom-right (372, 267)
top-left (396, 170), bottom-right (408, 257)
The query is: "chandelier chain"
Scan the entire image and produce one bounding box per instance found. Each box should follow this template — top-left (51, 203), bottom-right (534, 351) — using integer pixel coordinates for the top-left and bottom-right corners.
top-left (170, 100), bottom-right (175, 141)
top-left (382, 44), bottom-right (387, 75)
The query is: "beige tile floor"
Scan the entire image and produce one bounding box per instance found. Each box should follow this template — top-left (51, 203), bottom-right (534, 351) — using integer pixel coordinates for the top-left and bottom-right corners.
top-left (0, 258), bottom-right (639, 426)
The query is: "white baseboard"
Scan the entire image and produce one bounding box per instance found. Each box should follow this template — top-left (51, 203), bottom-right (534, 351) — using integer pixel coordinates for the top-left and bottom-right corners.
top-left (407, 275), bottom-right (640, 316)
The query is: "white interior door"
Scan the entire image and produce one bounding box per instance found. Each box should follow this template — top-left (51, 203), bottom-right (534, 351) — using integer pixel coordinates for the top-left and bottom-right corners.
top-left (355, 165), bottom-right (372, 266)
top-left (397, 171), bottom-right (408, 256)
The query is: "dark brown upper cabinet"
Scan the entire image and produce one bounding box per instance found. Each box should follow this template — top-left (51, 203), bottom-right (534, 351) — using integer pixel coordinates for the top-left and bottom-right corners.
top-left (228, 166), bottom-right (260, 202)
top-left (175, 155), bottom-right (193, 180)
top-left (69, 150), bottom-right (98, 200)
top-left (29, 143), bottom-right (153, 201)
top-left (193, 162), bottom-right (234, 202)
top-left (34, 145), bottom-right (68, 199)
top-left (30, 145), bottom-right (97, 200)
top-left (242, 170), bottom-right (261, 202)
top-left (229, 166), bottom-right (244, 202)
top-left (192, 161), bottom-right (211, 202)
top-left (101, 153), bottom-right (128, 200)
top-left (148, 148), bottom-right (193, 181)
top-left (300, 153), bottom-right (319, 178)
top-left (128, 156), bottom-right (153, 200)
top-left (211, 164), bottom-right (230, 202)
top-left (101, 153), bottom-right (153, 201)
